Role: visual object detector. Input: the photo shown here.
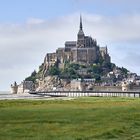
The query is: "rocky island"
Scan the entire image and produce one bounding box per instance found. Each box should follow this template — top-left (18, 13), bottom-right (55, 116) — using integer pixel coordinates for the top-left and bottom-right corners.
top-left (11, 16), bottom-right (140, 94)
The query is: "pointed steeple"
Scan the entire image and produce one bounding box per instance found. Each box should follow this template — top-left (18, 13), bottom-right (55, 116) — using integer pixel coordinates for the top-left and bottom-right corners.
top-left (78, 15), bottom-right (84, 35)
top-left (77, 15), bottom-right (85, 48)
top-left (80, 15), bottom-right (83, 30)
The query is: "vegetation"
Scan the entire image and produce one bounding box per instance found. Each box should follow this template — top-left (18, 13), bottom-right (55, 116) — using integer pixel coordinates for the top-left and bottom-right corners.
top-left (37, 63), bottom-right (44, 77)
top-left (25, 63), bottom-right (44, 83)
top-left (25, 58), bottom-right (128, 84)
top-left (25, 70), bottom-right (37, 83)
top-left (0, 97), bottom-right (140, 140)
top-left (120, 67), bottom-right (129, 75)
top-left (48, 65), bottom-right (60, 76)
top-left (59, 63), bottom-right (80, 79)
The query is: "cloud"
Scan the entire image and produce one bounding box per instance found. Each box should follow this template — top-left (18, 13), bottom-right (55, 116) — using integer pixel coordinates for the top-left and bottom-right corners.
top-left (74, 0), bottom-right (140, 4)
top-left (26, 18), bottom-right (45, 25)
top-left (83, 13), bottom-right (140, 43)
top-left (0, 13), bottom-right (140, 90)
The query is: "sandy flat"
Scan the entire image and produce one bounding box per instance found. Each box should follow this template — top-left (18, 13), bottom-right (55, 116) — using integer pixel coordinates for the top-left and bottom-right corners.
top-left (0, 93), bottom-right (74, 100)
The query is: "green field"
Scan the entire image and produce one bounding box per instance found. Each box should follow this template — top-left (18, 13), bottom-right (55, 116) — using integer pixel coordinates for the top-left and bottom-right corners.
top-left (0, 97), bottom-right (140, 140)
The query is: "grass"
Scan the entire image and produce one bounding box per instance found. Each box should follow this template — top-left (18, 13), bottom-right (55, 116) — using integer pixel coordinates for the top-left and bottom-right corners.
top-left (0, 97), bottom-right (140, 140)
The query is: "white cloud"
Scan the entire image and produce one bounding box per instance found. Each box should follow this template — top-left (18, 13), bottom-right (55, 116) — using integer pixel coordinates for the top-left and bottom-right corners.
top-left (0, 13), bottom-right (140, 90)
top-left (74, 0), bottom-right (140, 5)
top-left (26, 18), bottom-right (45, 25)
top-left (83, 13), bottom-right (140, 43)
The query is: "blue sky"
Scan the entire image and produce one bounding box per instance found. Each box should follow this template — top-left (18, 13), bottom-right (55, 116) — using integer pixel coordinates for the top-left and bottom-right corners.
top-left (0, 0), bottom-right (139, 22)
top-left (0, 0), bottom-right (140, 90)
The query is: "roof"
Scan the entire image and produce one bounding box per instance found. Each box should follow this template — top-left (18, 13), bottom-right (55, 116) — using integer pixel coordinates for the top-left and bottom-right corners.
top-left (78, 29), bottom-right (84, 35)
top-left (65, 41), bottom-right (76, 45)
top-left (100, 47), bottom-right (107, 51)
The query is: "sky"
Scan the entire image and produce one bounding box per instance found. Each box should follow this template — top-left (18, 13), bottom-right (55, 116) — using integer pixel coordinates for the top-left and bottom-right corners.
top-left (0, 0), bottom-right (140, 91)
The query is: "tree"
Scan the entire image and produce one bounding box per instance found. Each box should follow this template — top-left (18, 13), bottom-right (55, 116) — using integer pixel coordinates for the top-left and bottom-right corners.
top-left (25, 70), bottom-right (37, 83)
top-left (94, 74), bottom-right (101, 82)
top-left (48, 66), bottom-right (60, 76)
top-left (92, 65), bottom-right (102, 74)
top-left (31, 70), bottom-right (37, 77)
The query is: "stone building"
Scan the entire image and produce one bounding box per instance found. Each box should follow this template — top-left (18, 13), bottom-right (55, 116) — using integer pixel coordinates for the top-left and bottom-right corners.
top-left (71, 78), bottom-right (95, 91)
top-left (43, 16), bottom-right (111, 76)
top-left (17, 81), bottom-right (34, 93)
top-left (10, 81), bottom-right (34, 94)
top-left (122, 81), bottom-right (130, 91)
top-left (11, 82), bottom-right (18, 94)
top-left (100, 47), bottom-right (111, 63)
top-left (71, 79), bottom-right (83, 91)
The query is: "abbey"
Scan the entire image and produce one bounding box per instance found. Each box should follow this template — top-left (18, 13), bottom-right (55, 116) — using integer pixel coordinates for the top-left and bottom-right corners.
top-left (43, 16), bottom-right (111, 77)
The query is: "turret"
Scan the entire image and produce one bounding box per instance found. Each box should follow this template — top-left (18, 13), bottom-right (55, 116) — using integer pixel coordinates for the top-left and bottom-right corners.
top-left (11, 81), bottom-right (18, 94)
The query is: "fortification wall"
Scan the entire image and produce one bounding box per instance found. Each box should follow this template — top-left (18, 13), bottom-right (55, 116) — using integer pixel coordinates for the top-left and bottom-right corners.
top-left (94, 86), bottom-right (140, 92)
top-left (94, 86), bottom-right (122, 91)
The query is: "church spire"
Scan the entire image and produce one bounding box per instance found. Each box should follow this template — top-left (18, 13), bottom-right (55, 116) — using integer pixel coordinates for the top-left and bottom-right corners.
top-left (77, 15), bottom-right (85, 48)
top-left (80, 15), bottom-right (83, 30)
top-left (78, 15), bottom-right (84, 35)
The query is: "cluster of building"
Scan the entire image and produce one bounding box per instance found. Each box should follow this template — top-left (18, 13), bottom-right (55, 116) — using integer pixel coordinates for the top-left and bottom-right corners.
top-left (101, 67), bottom-right (140, 86)
top-left (71, 74), bottom-right (140, 92)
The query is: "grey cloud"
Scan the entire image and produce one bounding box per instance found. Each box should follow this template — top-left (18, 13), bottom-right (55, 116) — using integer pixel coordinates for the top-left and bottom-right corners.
top-left (83, 14), bottom-right (140, 44)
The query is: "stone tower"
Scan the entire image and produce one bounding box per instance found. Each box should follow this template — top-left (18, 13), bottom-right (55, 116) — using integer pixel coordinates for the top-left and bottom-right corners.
top-left (11, 81), bottom-right (18, 94)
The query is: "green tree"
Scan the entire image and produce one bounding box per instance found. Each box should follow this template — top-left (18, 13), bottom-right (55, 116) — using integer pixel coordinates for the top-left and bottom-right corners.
top-left (94, 74), bottom-right (101, 82)
top-left (25, 70), bottom-right (37, 83)
top-left (92, 65), bottom-right (102, 74)
top-left (48, 66), bottom-right (60, 76)
top-left (121, 67), bottom-right (129, 75)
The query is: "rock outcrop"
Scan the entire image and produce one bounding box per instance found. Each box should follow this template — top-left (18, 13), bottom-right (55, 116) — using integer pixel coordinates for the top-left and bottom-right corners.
top-left (37, 76), bottom-right (71, 91)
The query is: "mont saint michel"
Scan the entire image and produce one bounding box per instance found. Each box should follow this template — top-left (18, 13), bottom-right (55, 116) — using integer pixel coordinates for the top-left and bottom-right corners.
top-left (1, 1), bottom-right (140, 140)
top-left (11, 17), bottom-right (140, 94)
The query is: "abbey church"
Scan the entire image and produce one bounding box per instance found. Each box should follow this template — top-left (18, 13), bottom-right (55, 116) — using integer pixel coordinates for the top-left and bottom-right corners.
top-left (43, 16), bottom-right (111, 77)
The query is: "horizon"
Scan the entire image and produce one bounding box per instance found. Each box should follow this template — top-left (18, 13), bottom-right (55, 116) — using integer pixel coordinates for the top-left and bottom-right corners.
top-left (0, 0), bottom-right (140, 90)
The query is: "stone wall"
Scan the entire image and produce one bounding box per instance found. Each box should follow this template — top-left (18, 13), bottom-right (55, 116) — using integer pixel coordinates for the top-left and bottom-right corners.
top-left (94, 85), bottom-right (140, 92)
top-left (94, 86), bottom-right (122, 91)
top-left (71, 79), bottom-right (83, 91)
top-left (17, 81), bottom-right (34, 94)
